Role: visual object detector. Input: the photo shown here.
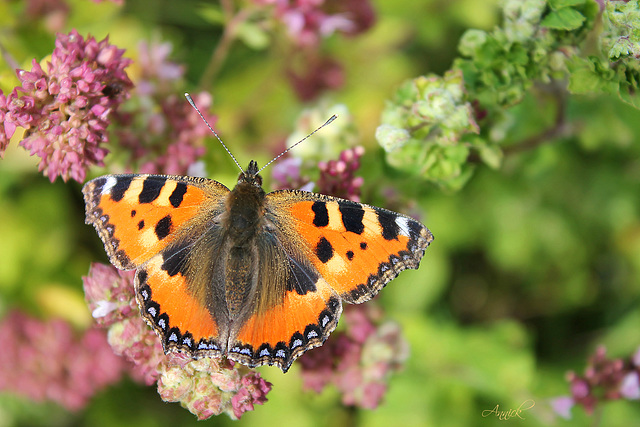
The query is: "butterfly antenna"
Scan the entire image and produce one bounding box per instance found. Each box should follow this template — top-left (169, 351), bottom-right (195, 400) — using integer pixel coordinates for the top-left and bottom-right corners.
top-left (257, 114), bottom-right (338, 174)
top-left (185, 93), bottom-right (244, 173)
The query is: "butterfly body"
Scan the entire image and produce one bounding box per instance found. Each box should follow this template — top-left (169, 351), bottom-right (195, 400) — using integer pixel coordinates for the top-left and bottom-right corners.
top-left (83, 160), bottom-right (433, 372)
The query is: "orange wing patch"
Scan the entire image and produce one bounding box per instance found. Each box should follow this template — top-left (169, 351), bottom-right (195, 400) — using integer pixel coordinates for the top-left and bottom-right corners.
top-left (229, 278), bottom-right (340, 372)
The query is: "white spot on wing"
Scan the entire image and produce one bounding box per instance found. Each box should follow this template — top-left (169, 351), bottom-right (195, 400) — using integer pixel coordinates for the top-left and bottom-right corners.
top-left (322, 315), bottom-right (330, 327)
top-left (395, 216), bottom-right (410, 235)
top-left (102, 176), bottom-right (117, 195)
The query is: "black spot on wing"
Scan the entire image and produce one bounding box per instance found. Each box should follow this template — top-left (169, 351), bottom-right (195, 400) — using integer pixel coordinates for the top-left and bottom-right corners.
top-left (312, 201), bottom-right (329, 227)
top-left (409, 219), bottom-right (423, 240)
top-left (137, 269), bottom-right (148, 286)
top-left (91, 177), bottom-right (107, 194)
top-left (131, 210), bottom-right (137, 217)
top-left (169, 182), bottom-right (188, 208)
top-left (161, 239), bottom-right (191, 277)
top-left (155, 215), bottom-right (172, 240)
top-left (315, 237), bottom-right (334, 263)
top-left (346, 250), bottom-right (354, 260)
top-left (286, 257), bottom-right (318, 295)
top-left (339, 201), bottom-right (365, 234)
top-left (139, 178), bottom-right (164, 203)
top-left (378, 210), bottom-right (400, 241)
top-left (110, 176), bottom-right (133, 202)
top-left (360, 242), bottom-right (367, 250)
top-left (137, 220), bottom-right (145, 230)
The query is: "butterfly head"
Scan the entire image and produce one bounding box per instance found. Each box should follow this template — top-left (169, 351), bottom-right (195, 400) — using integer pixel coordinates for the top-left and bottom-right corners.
top-left (238, 160), bottom-right (263, 187)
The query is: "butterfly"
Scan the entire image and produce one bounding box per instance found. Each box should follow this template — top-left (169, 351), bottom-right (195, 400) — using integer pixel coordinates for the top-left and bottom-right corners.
top-left (83, 108), bottom-right (433, 373)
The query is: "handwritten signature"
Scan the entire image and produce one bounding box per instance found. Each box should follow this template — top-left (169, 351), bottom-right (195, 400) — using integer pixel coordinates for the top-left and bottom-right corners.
top-left (482, 399), bottom-right (535, 420)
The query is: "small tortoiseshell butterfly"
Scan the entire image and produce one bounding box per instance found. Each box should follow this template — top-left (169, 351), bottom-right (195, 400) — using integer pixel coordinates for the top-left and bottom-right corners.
top-left (83, 101), bottom-right (433, 373)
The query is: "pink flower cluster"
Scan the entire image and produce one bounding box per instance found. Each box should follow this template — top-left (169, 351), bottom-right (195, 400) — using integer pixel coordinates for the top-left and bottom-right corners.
top-left (1, 30), bottom-right (132, 182)
top-left (299, 304), bottom-right (409, 409)
top-left (551, 345), bottom-right (640, 419)
top-left (254, 0), bottom-right (375, 47)
top-left (0, 309), bottom-right (125, 411)
top-left (114, 42), bottom-right (211, 176)
top-left (252, 0), bottom-right (375, 100)
top-left (272, 156), bottom-right (314, 191)
top-left (158, 354), bottom-right (271, 420)
top-left (82, 262), bottom-right (272, 419)
top-left (317, 145), bottom-right (365, 201)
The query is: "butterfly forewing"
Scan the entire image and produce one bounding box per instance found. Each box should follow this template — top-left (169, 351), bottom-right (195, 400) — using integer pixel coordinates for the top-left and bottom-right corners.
top-left (83, 174), bottom-right (229, 269)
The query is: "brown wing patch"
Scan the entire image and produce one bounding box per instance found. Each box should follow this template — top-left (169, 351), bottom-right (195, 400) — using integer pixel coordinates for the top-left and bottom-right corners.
top-left (83, 174), bottom-right (229, 269)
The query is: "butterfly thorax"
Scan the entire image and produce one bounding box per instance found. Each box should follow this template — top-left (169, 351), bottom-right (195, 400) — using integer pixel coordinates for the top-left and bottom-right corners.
top-left (225, 161), bottom-right (265, 244)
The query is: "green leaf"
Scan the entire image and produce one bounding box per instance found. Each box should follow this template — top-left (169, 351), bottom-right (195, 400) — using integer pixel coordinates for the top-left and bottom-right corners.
top-left (609, 36), bottom-right (636, 59)
top-left (235, 22), bottom-right (270, 50)
top-left (547, 0), bottom-right (586, 10)
top-left (567, 57), bottom-right (616, 95)
top-left (541, 8), bottom-right (586, 30)
top-left (197, 4), bottom-right (225, 25)
top-left (618, 82), bottom-right (640, 110)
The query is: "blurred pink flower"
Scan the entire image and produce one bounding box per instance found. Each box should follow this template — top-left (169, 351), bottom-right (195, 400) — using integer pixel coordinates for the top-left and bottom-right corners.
top-left (299, 304), bottom-right (409, 409)
top-left (3, 30), bottom-right (132, 182)
top-left (0, 310), bottom-right (125, 411)
top-left (317, 145), bottom-right (365, 201)
top-left (83, 262), bottom-right (137, 326)
top-left (24, 0), bottom-right (69, 32)
top-left (550, 396), bottom-right (574, 420)
top-left (253, 0), bottom-right (375, 100)
top-left (620, 372), bottom-right (640, 400)
top-left (0, 91), bottom-right (10, 157)
top-left (287, 55), bottom-right (345, 101)
top-left (113, 42), bottom-right (210, 176)
top-left (231, 372), bottom-right (272, 418)
top-left (272, 156), bottom-right (314, 190)
top-left (255, 0), bottom-right (375, 47)
top-left (552, 345), bottom-right (640, 418)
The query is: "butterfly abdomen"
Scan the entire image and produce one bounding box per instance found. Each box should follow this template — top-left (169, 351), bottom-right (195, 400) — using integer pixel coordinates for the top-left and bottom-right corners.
top-left (222, 175), bottom-right (268, 322)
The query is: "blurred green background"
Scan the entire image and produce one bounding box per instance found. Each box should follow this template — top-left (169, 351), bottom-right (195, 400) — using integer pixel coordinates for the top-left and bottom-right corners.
top-left (1, 0), bottom-right (640, 426)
